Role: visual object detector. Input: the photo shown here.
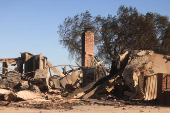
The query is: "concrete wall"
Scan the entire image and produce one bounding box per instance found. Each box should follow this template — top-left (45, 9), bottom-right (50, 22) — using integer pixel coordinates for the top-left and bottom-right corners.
top-left (152, 53), bottom-right (170, 73)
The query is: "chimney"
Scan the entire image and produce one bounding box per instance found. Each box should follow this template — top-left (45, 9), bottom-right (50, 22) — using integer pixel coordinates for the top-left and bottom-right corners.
top-left (82, 28), bottom-right (94, 67)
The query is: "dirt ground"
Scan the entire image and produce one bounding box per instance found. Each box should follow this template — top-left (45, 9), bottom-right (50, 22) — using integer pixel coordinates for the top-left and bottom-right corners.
top-left (0, 104), bottom-right (170, 113)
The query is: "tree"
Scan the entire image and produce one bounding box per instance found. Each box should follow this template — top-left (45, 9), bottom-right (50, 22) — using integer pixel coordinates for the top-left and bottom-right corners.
top-left (58, 11), bottom-right (98, 62)
top-left (94, 15), bottom-right (119, 63)
top-left (58, 6), bottom-right (170, 66)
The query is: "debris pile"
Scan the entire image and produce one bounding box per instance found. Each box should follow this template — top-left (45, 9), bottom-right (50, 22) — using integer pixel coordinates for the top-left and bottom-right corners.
top-left (0, 52), bottom-right (84, 102)
top-left (1, 50), bottom-right (170, 109)
top-left (63, 50), bottom-right (170, 103)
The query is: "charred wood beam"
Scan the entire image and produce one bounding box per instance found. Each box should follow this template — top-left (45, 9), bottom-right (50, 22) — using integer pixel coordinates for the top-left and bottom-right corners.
top-left (14, 58), bottom-right (22, 71)
top-left (61, 66), bottom-right (66, 75)
top-left (2, 62), bottom-right (8, 74)
top-left (65, 67), bottom-right (81, 74)
top-left (76, 62), bottom-right (82, 68)
top-left (93, 56), bottom-right (110, 73)
top-left (69, 65), bottom-right (75, 71)
top-left (46, 62), bottom-right (65, 77)
top-left (0, 67), bottom-right (21, 75)
top-left (93, 57), bottom-right (107, 77)
top-left (0, 58), bottom-right (17, 62)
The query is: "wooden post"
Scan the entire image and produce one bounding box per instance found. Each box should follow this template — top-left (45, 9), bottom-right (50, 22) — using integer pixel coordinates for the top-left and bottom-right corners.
top-left (18, 62), bottom-right (23, 74)
top-left (39, 53), bottom-right (43, 69)
top-left (43, 57), bottom-right (47, 69)
top-left (62, 66), bottom-right (66, 75)
top-left (2, 62), bottom-right (8, 75)
top-left (46, 67), bottom-right (50, 89)
top-left (14, 58), bottom-right (22, 71)
top-left (157, 73), bottom-right (163, 104)
top-left (25, 52), bottom-right (34, 77)
top-left (33, 56), bottom-right (36, 76)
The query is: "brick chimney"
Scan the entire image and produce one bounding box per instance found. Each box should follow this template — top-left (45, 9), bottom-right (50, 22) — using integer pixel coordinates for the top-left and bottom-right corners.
top-left (82, 28), bottom-right (94, 67)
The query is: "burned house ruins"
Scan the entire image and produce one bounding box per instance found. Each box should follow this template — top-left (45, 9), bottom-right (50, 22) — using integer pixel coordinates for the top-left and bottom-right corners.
top-left (1, 29), bottom-right (170, 107)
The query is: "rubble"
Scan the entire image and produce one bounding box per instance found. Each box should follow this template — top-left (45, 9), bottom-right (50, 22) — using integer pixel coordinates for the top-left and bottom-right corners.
top-left (1, 49), bottom-right (170, 110)
top-left (4, 91), bottom-right (17, 101)
top-left (121, 50), bottom-right (170, 101)
top-left (1, 99), bottom-right (92, 110)
top-left (0, 89), bottom-right (10, 95)
top-left (16, 90), bottom-right (43, 100)
top-left (0, 89), bottom-right (17, 101)
top-left (0, 52), bottom-right (85, 104)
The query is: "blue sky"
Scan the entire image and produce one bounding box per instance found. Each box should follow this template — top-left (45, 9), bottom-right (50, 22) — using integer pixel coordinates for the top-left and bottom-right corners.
top-left (0, 0), bottom-right (170, 71)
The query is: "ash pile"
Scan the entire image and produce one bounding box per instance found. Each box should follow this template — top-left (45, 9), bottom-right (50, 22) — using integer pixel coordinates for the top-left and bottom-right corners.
top-left (0, 50), bottom-right (170, 108)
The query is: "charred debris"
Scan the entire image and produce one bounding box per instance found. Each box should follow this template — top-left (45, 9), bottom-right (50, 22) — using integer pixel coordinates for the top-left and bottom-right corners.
top-left (0, 52), bottom-right (110, 101)
top-left (0, 50), bottom-right (170, 109)
top-left (1, 29), bottom-right (170, 108)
